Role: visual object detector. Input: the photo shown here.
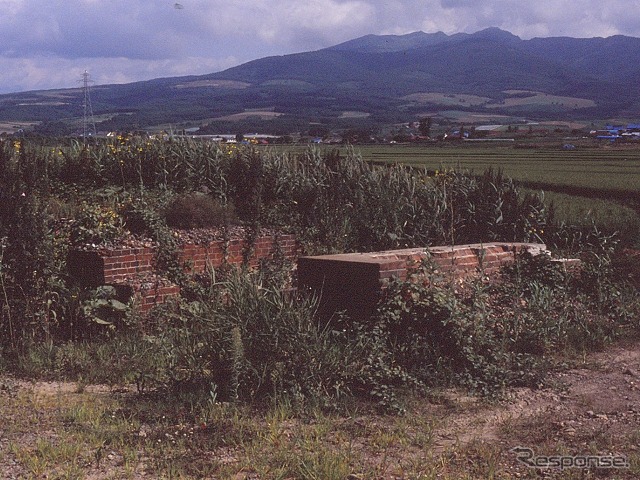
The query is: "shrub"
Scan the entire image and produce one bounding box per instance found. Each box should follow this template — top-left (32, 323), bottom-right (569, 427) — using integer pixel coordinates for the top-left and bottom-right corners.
top-left (136, 270), bottom-right (350, 405)
top-left (375, 272), bottom-right (545, 397)
top-left (4, 138), bottom-right (639, 415)
top-left (0, 195), bottom-right (62, 348)
top-left (117, 266), bottom-right (415, 412)
top-left (370, 249), bottom-right (640, 398)
top-left (164, 193), bottom-right (236, 229)
top-left (69, 202), bottom-right (124, 248)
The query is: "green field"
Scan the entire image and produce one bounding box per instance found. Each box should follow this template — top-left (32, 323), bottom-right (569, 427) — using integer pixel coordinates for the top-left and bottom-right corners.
top-left (269, 143), bottom-right (640, 245)
top-left (354, 144), bottom-right (640, 194)
top-left (274, 143), bottom-right (640, 194)
top-left (360, 144), bottom-right (640, 244)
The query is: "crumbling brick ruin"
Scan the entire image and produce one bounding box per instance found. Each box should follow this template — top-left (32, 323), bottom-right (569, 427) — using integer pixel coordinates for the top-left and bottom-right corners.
top-left (68, 234), bottom-right (297, 312)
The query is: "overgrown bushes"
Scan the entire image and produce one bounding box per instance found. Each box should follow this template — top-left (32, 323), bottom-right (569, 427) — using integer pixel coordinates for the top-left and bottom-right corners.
top-left (2, 137), bottom-right (552, 253)
top-left (12, 246), bottom-right (637, 414)
top-left (371, 248), bottom-right (640, 398)
top-left (1, 137), bottom-right (639, 414)
top-left (256, 150), bottom-right (550, 252)
top-left (1, 138), bottom-right (549, 347)
top-left (164, 193), bottom-right (236, 229)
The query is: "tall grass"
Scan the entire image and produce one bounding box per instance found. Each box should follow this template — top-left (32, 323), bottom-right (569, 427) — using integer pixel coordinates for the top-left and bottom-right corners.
top-left (1, 137), bottom-right (638, 410)
top-left (540, 190), bottom-right (640, 247)
top-left (2, 137), bottom-right (552, 253)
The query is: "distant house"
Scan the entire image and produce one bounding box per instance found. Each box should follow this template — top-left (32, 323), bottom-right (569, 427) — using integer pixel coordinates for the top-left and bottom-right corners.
top-left (591, 122), bottom-right (640, 141)
top-left (443, 129), bottom-right (469, 140)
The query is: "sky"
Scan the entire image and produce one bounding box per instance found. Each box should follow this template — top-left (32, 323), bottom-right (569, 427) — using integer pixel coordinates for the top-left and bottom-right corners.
top-left (1, 0), bottom-right (640, 94)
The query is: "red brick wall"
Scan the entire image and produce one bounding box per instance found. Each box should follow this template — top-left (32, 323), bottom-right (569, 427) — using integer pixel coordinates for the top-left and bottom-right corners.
top-left (68, 233), bottom-right (297, 312)
top-left (67, 247), bottom-right (155, 286)
top-left (69, 234), bottom-right (297, 286)
top-left (178, 234), bottom-right (297, 273)
top-left (70, 238), bottom-right (553, 317)
top-left (298, 242), bottom-right (548, 321)
top-left (103, 247), bottom-right (155, 283)
top-left (112, 274), bottom-right (182, 314)
top-left (377, 242), bottom-right (547, 283)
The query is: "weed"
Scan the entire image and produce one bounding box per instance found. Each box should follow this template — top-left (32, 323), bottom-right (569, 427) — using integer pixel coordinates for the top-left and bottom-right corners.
top-left (2, 138), bottom-right (640, 478)
top-left (164, 192), bottom-right (236, 229)
top-left (69, 202), bottom-right (124, 248)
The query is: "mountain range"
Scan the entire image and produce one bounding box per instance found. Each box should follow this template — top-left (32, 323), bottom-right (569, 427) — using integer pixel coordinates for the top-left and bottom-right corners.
top-left (2, 28), bottom-right (640, 135)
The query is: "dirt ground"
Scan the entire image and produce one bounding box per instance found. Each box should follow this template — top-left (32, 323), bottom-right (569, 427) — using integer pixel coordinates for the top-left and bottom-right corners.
top-left (1, 339), bottom-right (640, 479)
top-left (429, 338), bottom-right (640, 477)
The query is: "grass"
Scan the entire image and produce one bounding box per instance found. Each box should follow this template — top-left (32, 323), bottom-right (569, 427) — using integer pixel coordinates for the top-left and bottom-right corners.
top-left (487, 91), bottom-right (596, 109)
top-left (3, 250), bottom-right (637, 478)
top-left (2, 138), bottom-right (640, 477)
top-left (355, 144), bottom-right (640, 194)
top-left (0, 382), bottom-right (443, 479)
top-left (403, 90), bottom-right (596, 110)
top-left (1, 383), bottom-right (141, 479)
top-left (6, 378), bottom-right (639, 479)
top-left (540, 190), bottom-right (640, 239)
top-left (269, 143), bottom-right (640, 246)
top-left (280, 140), bottom-right (616, 195)
top-left (266, 143), bottom-right (640, 198)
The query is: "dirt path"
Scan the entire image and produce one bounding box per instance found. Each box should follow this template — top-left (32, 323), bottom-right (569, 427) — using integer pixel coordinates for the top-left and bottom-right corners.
top-left (425, 340), bottom-right (640, 477)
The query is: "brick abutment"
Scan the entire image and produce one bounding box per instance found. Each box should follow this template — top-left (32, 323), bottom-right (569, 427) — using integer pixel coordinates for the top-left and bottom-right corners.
top-left (70, 239), bottom-right (578, 316)
top-left (297, 242), bottom-right (579, 321)
top-left (68, 234), bottom-right (297, 312)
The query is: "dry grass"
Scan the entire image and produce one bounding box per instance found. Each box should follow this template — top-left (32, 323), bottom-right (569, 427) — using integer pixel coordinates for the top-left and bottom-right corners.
top-left (3, 339), bottom-right (640, 479)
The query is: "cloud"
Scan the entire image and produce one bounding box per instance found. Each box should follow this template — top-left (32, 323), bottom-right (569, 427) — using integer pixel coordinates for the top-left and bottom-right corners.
top-left (0, 0), bottom-right (640, 93)
top-left (418, 0), bottom-right (640, 39)
top-left (0, 54), bottom-right (239, 92)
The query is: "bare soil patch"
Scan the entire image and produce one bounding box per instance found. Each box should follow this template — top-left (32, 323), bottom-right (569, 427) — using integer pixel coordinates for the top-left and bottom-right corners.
top-left (424, 339), bottom-right (640, 477)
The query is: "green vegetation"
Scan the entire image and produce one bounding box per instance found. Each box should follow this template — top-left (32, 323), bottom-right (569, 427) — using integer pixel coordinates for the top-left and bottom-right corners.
top-left (0, 137), bottom-right (639, 477)
top-left (540, 190), bottom-right (640, 247)
top-left (268, 142), bottom-right (640, 247)
top-left (349, 143), bottom-right (640, 247)
top-left (356, 144), bottom-right (640, 194)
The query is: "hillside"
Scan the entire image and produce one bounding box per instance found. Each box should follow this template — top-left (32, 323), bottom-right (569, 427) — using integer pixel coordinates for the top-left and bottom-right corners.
top-left (1, 28), bottom-right (639, 135)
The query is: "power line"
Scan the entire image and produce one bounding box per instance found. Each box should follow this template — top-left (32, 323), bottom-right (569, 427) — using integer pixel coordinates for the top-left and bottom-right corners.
top-left (79, 70), bottom-right (97, 141)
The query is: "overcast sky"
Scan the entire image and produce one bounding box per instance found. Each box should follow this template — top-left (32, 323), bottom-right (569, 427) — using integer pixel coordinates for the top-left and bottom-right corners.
top-left (1, 0), bottom-right (640, 94)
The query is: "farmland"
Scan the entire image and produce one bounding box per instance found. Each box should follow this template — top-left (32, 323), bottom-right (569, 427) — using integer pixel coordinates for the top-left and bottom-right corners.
top-left (355, 144), bottom-right (640, 195)
top-left (271, 142), bottom-right (640, 245)
top-left (271, 143), bottom-right (640, 195)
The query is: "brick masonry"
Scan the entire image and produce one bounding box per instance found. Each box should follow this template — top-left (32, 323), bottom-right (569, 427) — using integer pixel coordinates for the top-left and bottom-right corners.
top-left (68, 233), bottom-right (297, 312)
top-left (69, 239), bottom-right (575, 316)
top-left (112, 274), bottom-right (182, 314)
top-left (297, 242), bottom-right (549, 321)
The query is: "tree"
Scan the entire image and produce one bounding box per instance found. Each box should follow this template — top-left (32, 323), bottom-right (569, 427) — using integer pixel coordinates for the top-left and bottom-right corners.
top-left (31, 121), bottom-right (74, 137)
top-left (308, 126), bottom-right (329, 138)
top-left (342, 127), bottom-right (376, 144)
top-left (418, 117), bottom-right (432, 138)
